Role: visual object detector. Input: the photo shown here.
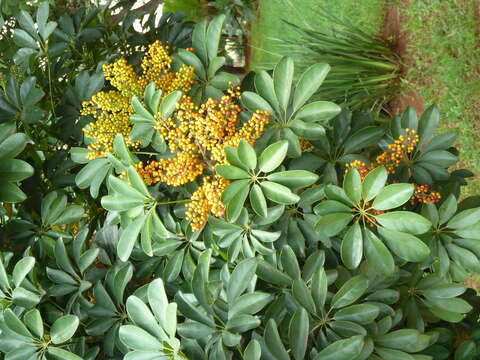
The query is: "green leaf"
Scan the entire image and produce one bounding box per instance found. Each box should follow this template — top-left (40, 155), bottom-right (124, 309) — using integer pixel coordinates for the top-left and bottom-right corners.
top-left (375, 211), bottom-right (431, 235)
top-left (343, 126), bottom-right (384, 154)
top-left (12, 256), bottom-right (35, 287)
top-left (260, 181), bottom-right (300, 204)
top-left (265, 319), bottom-right (290, 360)
top-left (258, 140), bottom-right (289, 173)
top-left (372, 183), bottom-right (414, 211)
top-left (13, 29), bottom-right (38, 48)
top-left (206, 14), bottom-right (225, 61)
top-left (422, 283), bottom-right (466, 299)
top-left (132, 96), bottom-right (155, 122)
top-left (238, 140), bottom-right (257, 170)
top-left (222, 178), bottom-right (250, 204)
top-left (118, 325), bottom-right (163, 351)
top-left (226, 314), bottom-right (261, 333)
top-left (292, 278), bottom-right (316, 314)
top-left (227, 258), bottom-right (257, 303)
top-left (439, 194), bottom-right (457, 224)
top-left (295, 101), bottom-right (341, 123)
top-left (225, 146), bottom-right (247, 170)
top-left (341, 222), bottom-right (363, 270)
top-left (226, 183), bottom-right (250, 222)
top-left (0, 159), bottom-right (33, 182)
top-left (4, 308), bottom-right (31, 337)
top-left (266, 170), bottom-right (319, 188)
top-left (255, 71), bottom-right (280, 114)
top-left (208, 56), bottom-right (226, 78)
top-left (315, 213), bottom-right (353, 237)
top-left (216, 165), bottom-right (250, 180)
top-left (178, 49), bottom-right (206, 79)
top-left (256, 259), bottom-right (291, 286)
top-left (241, 91), bottom-right (275, 114)
top-left (378, 227), bottom-right (430, 262)
top-left (47, 347), bottom-right (83, 360)
top-left (362, 166), bottom-right (388, 202)
top-left (313, 335), bottom-right (364, 360)
top-left (344, 168), bottom-right (362, 203)
top-left (334, 304), bottom-right (379, 325)
top-left (281, 245), bottom-right (301, 279)
top-left (314, 200), bottom-right (352, 216)
top-left (192, 19), bottom-right (207, 64)
top-left (447, 207), bottom-right (480, 229)
top-left (24, 309), bottom-right (43, 338)
top-left (331, 275), bottom-right (369, 309)
top-left (312, 267), bottom-right (328, 309)
top-left (117, 215), bottom-right (146, 262)
top-left (418, 105), bottom-right (439, 146)
top-left (0, 133), bottom-right (28, 160)
top-left (230, 292), bottom-right (273, 317)
top-left (250, 184), bottom-right (268, 217)
top-left (12, 287), bottom-right (41, 308)
top-left (244, 340), bottom-right (261, 360)
top-left (289, 308), bottom-right (309, 360)
top-left (419, 150), bottom-right (458, 167)
top-left (274, 57), bottom-right (294, 112)
top-left (376, 329), bottom-right (420, 351)
top-left (50, 315), bottom-right (79, 344)
top-left (176, 292), bottom-right (215, 327)
top-left (159, 91), bottom-right (182, 119)
top-left (126, 296), bottom-right (167, 341)
top-left (289, 119), bottom-right (326, 140)
top-left (51, 205), bottom-right (84, 226)
top-left (292, 63), bottom-right (330, 111)
top-left (375, 348), bottom-right (415, 360)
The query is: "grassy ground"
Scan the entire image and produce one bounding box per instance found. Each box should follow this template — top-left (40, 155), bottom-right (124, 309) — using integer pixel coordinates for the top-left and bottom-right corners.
top-left (400, 0), bottom-right (480, 196)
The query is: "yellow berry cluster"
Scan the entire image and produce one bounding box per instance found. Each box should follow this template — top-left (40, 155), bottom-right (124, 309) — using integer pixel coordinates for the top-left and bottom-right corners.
top-left (346, 160), bottom-right (370, 179)
top-left (411, 184), bottom-right (441, 205)
top-left (138, 87), bottom-right (269, 229)
top-left (82, 41), bottom-right (195, 159)
top-left (299, 138), bottom-right (313, 152)
top-left (376, 129), bottom-right (419, 174)
top-left (185, 176), bottom-right (230, 231)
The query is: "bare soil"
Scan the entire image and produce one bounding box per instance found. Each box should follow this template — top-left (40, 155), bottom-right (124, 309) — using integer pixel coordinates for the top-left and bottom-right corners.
top-left (381, 0), bottom-right (424, 116)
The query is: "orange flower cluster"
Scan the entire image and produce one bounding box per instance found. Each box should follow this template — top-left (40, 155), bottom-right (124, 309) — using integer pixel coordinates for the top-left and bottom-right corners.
top-left (411, 184), bottom-right (441, 205)
top-left (376, 128), bottom-right (419, 173)
top-left (82, 41), bottom-right (195, 159)
top-left (137, 88), bottom-right (269, 230)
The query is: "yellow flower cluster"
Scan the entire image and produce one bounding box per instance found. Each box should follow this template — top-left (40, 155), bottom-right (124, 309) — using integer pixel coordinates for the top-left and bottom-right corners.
top-left (376, 128), bottom-right (419, 173)
top-left (137, 87), bottom-right (269, 230)
top-left (185, 176), bottom-right (230, 230)
top-left (82, 41), bottom-right (195, 159)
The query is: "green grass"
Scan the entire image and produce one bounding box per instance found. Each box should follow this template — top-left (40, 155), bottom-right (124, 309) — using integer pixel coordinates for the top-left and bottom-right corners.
top-left (250, 0), bottom-right (385, 70)
top-left (400, 0), bottom-right (480, 196)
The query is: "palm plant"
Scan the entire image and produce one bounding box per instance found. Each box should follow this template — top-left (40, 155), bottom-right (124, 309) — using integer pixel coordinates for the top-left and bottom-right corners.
top-left (268, 4), bottom-right (400, 113)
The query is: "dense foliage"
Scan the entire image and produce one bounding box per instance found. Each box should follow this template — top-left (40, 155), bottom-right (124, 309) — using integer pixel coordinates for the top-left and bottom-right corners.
top-left (1, 2), bottom-right (480, 360)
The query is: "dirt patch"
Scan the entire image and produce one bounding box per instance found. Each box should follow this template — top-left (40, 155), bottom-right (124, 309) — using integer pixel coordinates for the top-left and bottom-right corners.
top-left (381, 0), bottom-right (424, 116)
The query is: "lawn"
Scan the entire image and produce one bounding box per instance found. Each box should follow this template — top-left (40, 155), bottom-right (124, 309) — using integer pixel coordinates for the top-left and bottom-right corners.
top-left (400, 0), bottom-right (480, 197)
top-left (250, 0), bottom-right (480, 196)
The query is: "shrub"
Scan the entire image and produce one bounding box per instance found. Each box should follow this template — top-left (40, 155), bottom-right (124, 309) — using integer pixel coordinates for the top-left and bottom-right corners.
top-left (0, 3), bottom-right (480, 360)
